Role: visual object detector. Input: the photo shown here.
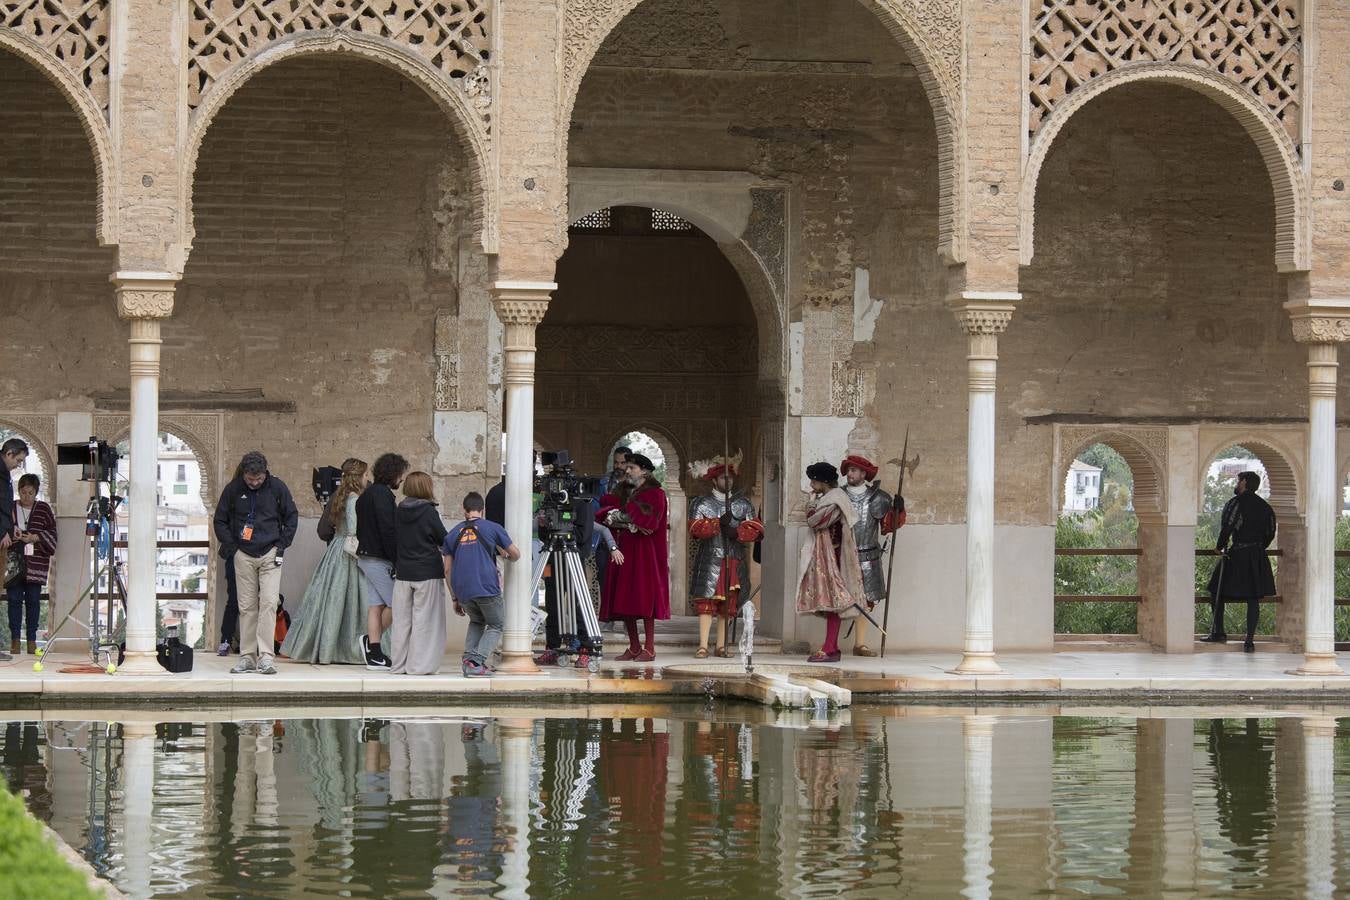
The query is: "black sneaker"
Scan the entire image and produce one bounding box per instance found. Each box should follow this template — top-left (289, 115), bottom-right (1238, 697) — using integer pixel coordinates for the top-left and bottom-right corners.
top-left (366, 650), bottom-right (391, 671)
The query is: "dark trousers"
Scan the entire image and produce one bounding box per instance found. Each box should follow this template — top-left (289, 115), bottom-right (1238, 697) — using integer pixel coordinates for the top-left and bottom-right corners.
top-left (219, 555), bottom-right (239, 645)
top-left (1209, 594), bottom-right (1261, 639)
top-left (6, 582), bottom-right (41, 643)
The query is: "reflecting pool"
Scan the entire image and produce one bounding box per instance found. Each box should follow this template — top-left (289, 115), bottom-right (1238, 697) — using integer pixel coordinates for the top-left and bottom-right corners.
top-left (2, 707), bottom-right (1348, 897)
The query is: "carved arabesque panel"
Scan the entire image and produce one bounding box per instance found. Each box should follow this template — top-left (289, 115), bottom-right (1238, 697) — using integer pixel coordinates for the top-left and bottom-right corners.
top-left (1030, 0), bottom-right (1302, 142)
top-left (1, 0), bottom-right (111, 113)
top-left (187, 0), bottom-right (492, 126)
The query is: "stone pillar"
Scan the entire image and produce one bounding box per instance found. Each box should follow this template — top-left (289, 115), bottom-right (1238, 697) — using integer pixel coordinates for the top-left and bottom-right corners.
top-left (113, 272), bottom-right (176, 674)
top-left (1301, 716), bottom-right (1336, 899)
top-left (496, 719), bottom-right (535, 899)
top-left (950, 294), bottom-right (1017, 674)
top-left (961, 715), bottom-right (995, 900)
top-left (120, 721), bottom-right (156, 897)
top-left (492, 283), bottom-right (552, 674)
top-left (1285, 300), bottom-right (1350, 675)
top-left (1127, 718), bottom-right (1197, 890)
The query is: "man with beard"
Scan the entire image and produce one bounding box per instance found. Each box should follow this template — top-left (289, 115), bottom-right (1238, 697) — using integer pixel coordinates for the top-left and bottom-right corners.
top-left (687, 452), bottom-right (763, 658)
top-left (839, 454), bottom-right (903, 656)
top-left (596, 453), bottom-right (669, 661)
top-left (1202, 470), bottom-right (1277, 652)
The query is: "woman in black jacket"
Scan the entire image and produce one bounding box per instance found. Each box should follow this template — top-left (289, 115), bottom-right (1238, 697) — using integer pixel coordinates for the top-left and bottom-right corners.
top-left (355, 453), bottom-right (408, 669)
top-left (389, 471), bottom-right (448, 675)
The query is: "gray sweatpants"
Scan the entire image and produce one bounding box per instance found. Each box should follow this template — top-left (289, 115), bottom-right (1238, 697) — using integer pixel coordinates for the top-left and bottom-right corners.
top-left (389, 578), bottom-right (446, 675)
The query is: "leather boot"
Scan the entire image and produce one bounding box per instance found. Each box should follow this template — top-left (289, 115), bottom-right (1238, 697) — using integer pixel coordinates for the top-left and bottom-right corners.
top-left (1200, 595), bottom-right (1227, 643)
top-left (9, 639), bottom-right (18, 655)
top-left (26, 640), bottom-right (35, 655)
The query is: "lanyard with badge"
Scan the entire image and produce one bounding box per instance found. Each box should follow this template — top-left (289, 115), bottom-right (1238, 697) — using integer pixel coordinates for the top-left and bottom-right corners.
top-left (241, 491), bottom-right (255, 541)
top-left (17, 504), bottom-right (33, 557)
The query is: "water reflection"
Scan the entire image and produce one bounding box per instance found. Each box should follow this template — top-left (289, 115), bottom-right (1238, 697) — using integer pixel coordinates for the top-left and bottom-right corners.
top-left (0, 709), bottom-right (1345, 897)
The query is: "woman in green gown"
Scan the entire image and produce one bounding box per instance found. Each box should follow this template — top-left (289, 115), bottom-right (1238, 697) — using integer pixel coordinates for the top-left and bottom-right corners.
top-left (281, 458), bottom-right (369, 664)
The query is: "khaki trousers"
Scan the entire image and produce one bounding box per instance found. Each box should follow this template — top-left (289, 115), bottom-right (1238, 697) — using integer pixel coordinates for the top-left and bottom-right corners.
top-left (390, 578), bottom-right (446, 675)
top-left (234, 548), bottom-right (281, 660)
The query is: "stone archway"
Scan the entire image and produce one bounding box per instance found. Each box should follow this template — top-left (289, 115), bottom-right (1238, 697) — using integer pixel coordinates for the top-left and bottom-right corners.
top-left (0, 29), bottom-right (118, 245)
top-left (1022, 63), bottom-right (1308, 273)
top-left (180, 30), bottom-right (494, 254)
top-left (1055, 426), bottom-right (1171, 647)
top-left (560, 0), bottom-right (965, 263)
top-left (0, 415), bottom-right (56, 502)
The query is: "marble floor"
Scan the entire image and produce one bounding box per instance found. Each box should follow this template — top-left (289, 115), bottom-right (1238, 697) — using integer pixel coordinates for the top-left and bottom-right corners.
top-left (2, 642), bottom-right (1350, 701)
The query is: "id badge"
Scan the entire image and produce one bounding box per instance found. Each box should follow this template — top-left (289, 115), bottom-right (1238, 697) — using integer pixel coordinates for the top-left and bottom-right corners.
top-left (241, 525), bottom-right (254, 541)
top-left (23, 543), bottom-right (33, 557)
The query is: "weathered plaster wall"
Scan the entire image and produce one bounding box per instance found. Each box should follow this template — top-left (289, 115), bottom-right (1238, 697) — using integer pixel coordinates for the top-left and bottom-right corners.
top-left (175, 58), bottom-right (488, 515)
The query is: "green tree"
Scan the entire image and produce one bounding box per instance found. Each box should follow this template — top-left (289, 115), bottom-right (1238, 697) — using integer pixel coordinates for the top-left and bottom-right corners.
top-left (1055, 445), bottom-right (1141, 634)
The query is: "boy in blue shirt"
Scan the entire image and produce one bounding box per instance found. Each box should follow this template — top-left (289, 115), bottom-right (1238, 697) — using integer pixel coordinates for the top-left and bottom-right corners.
top-left (443, 491), bottom-right (520, 676)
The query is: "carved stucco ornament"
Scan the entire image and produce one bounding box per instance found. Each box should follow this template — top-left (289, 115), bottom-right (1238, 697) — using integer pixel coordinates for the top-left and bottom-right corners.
top-left (116, 290), bottom-right (174, 320)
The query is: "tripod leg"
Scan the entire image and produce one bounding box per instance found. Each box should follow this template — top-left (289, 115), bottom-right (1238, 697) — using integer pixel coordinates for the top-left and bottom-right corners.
top-left (567, 552), bottom-right (603, 651)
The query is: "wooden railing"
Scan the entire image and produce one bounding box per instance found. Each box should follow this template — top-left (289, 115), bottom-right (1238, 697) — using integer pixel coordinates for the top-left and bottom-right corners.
top-left (1054, 547), bottom-right (1289, 604)
top-left (111, 539), bottom-right (210, 601)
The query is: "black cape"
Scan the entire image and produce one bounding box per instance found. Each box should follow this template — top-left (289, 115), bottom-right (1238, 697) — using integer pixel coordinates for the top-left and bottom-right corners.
top-left (1206, 491), bottom-right (1277, 600)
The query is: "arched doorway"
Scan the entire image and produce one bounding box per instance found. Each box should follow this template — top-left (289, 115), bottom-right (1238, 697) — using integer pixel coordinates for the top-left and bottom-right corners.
top-left (1197, 442), bottom-right (1299, 648)
top-left (538, 208), bottom-right (755, 622)
top-left (1055, 443), bottom-right (1140, 640)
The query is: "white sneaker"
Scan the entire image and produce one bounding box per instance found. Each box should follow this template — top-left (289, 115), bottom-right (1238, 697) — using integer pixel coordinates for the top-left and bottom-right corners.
top-left (256, 655), bottom-right (277, 675)
top-left (230, 656), bottom-right (257, 674)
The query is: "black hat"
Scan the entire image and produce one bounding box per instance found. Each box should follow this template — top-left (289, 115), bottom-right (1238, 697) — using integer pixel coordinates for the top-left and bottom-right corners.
top-left (629, 453), bottom-right (656, 473)
top-left (805, 461), bottom-right (838, 484)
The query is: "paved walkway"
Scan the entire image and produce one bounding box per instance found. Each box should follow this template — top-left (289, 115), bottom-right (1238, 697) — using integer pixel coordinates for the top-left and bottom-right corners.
top-left (3, 644), bottom-right (1350, 703)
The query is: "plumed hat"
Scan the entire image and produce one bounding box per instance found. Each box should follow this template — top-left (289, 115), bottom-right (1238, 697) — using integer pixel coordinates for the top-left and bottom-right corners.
top-left (840, 454), bottom-right (878, 481)
top-left (805, 461), bottom-right (838, 484)
top-left (688, 450), bottom-right (743, 482)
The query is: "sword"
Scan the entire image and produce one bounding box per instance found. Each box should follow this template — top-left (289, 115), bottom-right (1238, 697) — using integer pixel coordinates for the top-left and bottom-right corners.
top-left (850, 602), bottom-right (888, 637)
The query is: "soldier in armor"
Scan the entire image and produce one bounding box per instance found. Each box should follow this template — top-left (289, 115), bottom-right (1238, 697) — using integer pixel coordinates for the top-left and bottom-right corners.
top-left (840, 454), bottom-right (903, 657)
top-left (688, 453), bottom-right (764, 659)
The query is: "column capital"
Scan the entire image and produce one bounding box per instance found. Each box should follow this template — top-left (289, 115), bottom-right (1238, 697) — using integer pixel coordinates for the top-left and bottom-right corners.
top-left (948, 292), bottom-right (1019, 336)
top-left (111, 271), bottom-right (178, 320)
top-left (492, 280), bottom-right (555, 326)
top-left (1284, 297), bottom-right (1350, 344)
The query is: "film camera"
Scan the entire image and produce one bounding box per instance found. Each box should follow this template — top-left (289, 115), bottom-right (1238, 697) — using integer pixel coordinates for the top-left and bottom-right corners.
top-left (57, 437), bottom-right (120, 483)
top-left (534, 450), bottom-right (601, 538)
top-left (312, 466), bottom-right (343, 504)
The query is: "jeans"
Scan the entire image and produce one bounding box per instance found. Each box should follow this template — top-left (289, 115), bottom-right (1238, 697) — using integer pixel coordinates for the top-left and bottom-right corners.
top-left (220, 553), bottom-right (239, 645)
top-left (460, 594), bottom-right (504, 666)
top-left (6, 582), bottom-right (40, 643)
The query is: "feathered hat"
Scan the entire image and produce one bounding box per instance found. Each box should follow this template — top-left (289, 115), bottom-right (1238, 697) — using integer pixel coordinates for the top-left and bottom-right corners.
top-left (688, 450), bottom-right (743, 482)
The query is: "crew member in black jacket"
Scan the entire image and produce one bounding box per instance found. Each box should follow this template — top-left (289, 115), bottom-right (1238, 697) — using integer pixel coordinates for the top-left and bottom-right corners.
top-left (1202, 470), bottom-right (1278, 652)
top-left (213, 451), bottom-right (298, 674)
top-left (356, 452), bottom-right (408, 669)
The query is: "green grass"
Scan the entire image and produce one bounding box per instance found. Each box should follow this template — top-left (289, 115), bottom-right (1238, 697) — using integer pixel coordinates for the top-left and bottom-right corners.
top-left (0, 785), bottom-right (101, 900)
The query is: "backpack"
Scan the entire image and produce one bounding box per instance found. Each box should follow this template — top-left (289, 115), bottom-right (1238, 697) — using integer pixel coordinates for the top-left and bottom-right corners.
top-left (274, 594), bottom-right (291, 653)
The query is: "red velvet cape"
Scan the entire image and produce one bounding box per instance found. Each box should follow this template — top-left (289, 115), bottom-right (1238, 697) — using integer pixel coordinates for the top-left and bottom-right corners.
top-left (597, 483), bottom-right (671, 621)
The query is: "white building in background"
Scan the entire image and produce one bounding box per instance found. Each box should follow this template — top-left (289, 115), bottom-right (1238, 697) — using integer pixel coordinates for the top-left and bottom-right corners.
top-left (1062, 459), bottom-right (1103, 515)
top-left (1206, 457), bottom-right (1270, 498)
top-left (113, 433), bottom-right (209, 646)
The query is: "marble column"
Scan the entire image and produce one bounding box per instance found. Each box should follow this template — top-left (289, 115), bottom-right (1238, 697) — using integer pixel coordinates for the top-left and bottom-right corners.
top-left (962, 714), bottom-right (995, 899)
top-left (120, 721), bottom-right (156, 897)
top-left (950, 294), bottom-right (1017, 674)
top-left (1301, 716), bottom-right (1336, 899)
top-left (496, 719), bottom-right (535, 899)
top-left (492, 283), bottom-right (553, 674)
top-left (113, 272), bottom-right (177, 674)
top-left (1285, 300), bottom-right (1350, 675)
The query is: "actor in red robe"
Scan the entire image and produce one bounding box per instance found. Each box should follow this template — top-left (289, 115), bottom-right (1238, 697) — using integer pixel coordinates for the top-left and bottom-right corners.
top-left (596, 453), bottom-right (670, 661)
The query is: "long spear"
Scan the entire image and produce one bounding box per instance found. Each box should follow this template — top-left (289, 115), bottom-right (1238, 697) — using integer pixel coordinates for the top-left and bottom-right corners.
top-left (880, 428), bottom-right (917, 657)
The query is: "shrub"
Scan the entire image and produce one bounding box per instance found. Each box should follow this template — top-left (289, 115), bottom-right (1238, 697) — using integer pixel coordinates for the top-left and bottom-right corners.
top-left (0, 785), bottom-right (100, 899)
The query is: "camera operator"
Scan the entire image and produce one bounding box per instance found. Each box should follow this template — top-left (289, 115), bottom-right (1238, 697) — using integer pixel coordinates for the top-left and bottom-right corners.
top-left (213, 451), bottom-right (298, 675)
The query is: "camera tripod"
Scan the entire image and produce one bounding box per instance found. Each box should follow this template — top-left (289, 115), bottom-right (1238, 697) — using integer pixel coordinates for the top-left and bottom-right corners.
top-left (530, 529), bottom-right (603, 672)
top-left (36, 485), bottom-right (125, 673)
